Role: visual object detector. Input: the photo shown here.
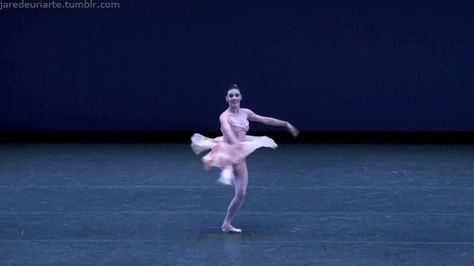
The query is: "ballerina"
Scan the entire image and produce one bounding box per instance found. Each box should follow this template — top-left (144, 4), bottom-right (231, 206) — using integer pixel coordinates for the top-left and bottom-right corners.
top-left (191, 84), bottom-right (299, 233)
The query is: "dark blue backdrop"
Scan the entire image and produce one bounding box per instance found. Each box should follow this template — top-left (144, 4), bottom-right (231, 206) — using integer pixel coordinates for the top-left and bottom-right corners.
top-left (1, 1), bottom-right (473, 132)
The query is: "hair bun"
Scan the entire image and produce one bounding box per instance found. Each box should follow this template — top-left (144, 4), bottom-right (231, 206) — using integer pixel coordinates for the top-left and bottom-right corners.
top-left (229, 83), bottom-right (239, 89)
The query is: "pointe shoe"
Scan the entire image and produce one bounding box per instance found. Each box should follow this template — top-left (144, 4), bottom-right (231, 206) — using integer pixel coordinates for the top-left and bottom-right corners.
top-left (221, 225), bottom-right (242, 233)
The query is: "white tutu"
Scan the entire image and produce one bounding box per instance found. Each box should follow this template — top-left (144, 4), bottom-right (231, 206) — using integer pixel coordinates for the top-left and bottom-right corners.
top-left (191, 133), bottom-right (277, 185)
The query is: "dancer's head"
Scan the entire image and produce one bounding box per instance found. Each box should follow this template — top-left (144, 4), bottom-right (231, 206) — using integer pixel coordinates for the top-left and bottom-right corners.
top-left (226, 84), bottom-right (242, 108)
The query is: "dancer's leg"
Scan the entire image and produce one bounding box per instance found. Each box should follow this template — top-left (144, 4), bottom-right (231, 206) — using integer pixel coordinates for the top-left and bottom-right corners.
top-left (222, 160), bottom-right (248, 233)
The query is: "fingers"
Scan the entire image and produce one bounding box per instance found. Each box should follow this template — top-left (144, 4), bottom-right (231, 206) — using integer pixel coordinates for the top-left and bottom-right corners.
top-left (291, 128), bottom-right (300, 137)
top-left (287, 124), bottom-right (299, 138)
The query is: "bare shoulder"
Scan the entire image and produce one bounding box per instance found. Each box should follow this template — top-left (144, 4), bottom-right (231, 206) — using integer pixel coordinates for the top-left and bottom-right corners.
top-left (219, 110), bottom-right (229, 122)
top-left (241, 108), bottom-right (255, 116)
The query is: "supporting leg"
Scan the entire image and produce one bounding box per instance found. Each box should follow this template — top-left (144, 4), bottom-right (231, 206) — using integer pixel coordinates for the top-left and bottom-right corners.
top-left (222, 160), bottom-right (248, 233)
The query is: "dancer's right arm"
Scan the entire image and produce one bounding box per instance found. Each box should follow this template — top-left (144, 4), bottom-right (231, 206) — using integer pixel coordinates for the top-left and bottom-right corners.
top-left (220, 114), bottom-right (239, 144)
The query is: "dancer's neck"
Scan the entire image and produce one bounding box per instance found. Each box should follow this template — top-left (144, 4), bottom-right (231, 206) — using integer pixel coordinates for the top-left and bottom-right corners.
top-left (228, 106), bottom-right (240, 114)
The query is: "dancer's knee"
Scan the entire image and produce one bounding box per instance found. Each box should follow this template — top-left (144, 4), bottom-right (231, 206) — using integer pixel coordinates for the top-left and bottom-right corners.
top-left (235, 189), bottom-right (246, 200)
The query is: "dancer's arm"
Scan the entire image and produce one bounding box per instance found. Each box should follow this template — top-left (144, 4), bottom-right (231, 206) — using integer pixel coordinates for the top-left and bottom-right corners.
top-left (246, 109), bottom-right (299, 137)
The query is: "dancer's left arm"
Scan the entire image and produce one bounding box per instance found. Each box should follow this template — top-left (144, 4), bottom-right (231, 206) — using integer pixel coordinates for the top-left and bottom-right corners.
top-left (246, 109), bottom-right (299, 137)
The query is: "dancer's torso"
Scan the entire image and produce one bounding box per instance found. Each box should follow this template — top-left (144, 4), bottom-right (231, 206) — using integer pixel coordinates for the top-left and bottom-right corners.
top-left (221, 109), bottom-right (249, 143)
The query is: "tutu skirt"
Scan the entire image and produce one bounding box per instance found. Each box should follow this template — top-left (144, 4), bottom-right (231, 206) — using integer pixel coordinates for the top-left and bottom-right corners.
top-left (190, 133), bottom-right (277, 185)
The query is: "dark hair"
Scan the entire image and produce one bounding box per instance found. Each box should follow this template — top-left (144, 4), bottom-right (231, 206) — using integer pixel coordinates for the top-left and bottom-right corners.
top-left (226, 84), bottom-right (240, 95)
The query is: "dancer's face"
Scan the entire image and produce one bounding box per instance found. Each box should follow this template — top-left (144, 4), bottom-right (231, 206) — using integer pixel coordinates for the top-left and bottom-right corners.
top-left (226, 89), bottom-right (242, 107)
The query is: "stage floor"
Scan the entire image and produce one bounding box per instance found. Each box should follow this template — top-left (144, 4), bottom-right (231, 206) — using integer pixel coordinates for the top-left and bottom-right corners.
top-left (1, 143), bottom-right (473, 265)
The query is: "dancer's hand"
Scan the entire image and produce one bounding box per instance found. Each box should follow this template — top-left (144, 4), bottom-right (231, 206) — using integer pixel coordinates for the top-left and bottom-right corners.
top-left (286, 123), bottom-right (299, 137)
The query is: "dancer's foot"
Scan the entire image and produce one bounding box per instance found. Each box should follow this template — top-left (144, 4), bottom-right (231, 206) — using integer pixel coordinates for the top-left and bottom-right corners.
top-left (221, 224), bottom-right (242, 233)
